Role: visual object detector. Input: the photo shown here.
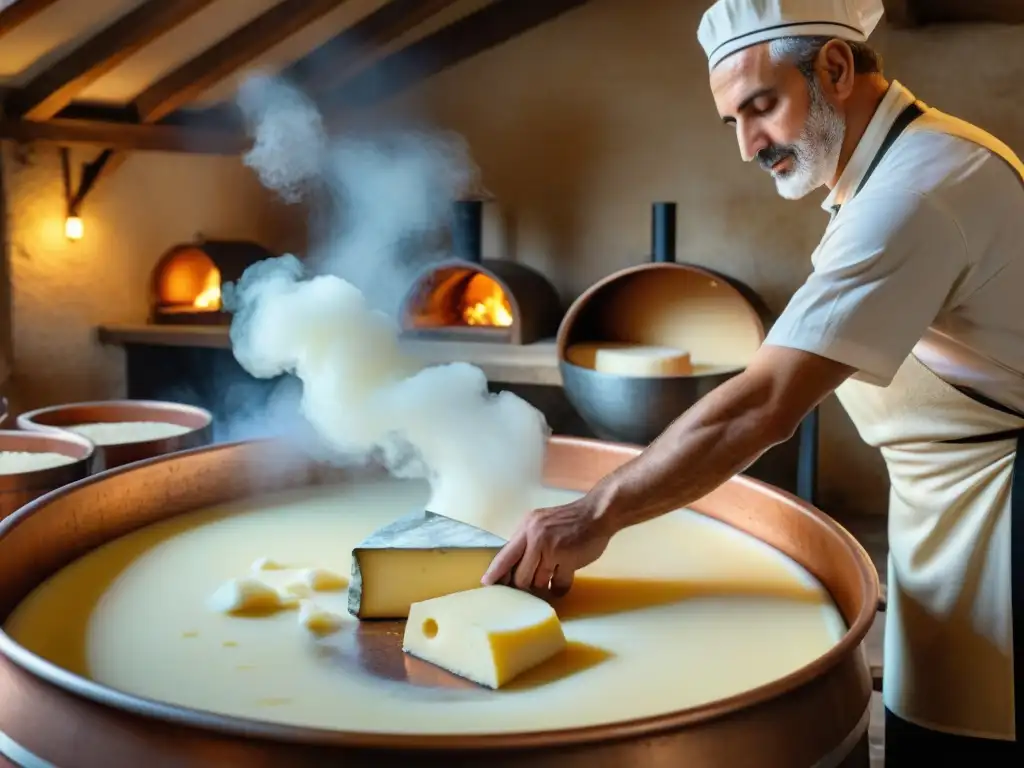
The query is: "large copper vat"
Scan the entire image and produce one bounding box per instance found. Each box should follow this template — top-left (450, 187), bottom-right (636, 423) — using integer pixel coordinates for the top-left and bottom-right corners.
top-left (0, 436), bottom-right (879, 767)
top-left (16, 399), bottom-right (213, 472)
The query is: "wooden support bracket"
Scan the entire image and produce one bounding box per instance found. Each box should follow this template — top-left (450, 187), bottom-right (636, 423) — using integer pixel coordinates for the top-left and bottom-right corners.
top-left (60, 146), bottom-right (120, 220)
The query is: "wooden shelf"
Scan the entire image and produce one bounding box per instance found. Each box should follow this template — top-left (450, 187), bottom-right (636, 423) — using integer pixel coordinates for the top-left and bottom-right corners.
top-left (97, 323), bottom-right (562, 386)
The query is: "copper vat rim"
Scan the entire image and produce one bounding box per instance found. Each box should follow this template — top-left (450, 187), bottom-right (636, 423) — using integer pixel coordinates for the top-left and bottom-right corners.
top-left (0, 429), bottom-right (96, 491)
top-left (16, 399), bottom-right (214, 447)
top-left (0, 435), bottom-right (878, 752)
top-left (555, 262), bottom-right (768, 361)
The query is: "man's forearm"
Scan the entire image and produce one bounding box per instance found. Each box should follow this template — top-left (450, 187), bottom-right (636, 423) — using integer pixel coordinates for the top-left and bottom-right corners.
top-left (592, 369), bottom-right (799, 533)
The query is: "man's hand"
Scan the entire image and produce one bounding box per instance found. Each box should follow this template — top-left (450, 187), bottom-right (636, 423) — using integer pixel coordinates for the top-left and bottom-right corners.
top-left (481, 345), bottom-right (854, 597)
top-left (481, 494), bottom-right (614, 597)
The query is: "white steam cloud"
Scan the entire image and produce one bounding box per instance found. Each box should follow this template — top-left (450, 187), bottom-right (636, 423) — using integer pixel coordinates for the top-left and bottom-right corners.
top-left (224, 74), bottom-right (550, 531)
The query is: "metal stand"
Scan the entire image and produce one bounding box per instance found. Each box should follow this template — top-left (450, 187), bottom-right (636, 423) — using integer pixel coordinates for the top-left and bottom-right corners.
top-left (796, 406), bottom-right (820, 507)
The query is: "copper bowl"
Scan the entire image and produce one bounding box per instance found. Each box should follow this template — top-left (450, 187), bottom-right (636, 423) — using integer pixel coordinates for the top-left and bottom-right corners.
top-left (0, 436), bottom-right (878, 767)
top-left (0, 430), bottom-right (95, 523)
top-left (557, 202), bottom-right (771, 446)
top-left (16, 399), bottom-right (213, 472)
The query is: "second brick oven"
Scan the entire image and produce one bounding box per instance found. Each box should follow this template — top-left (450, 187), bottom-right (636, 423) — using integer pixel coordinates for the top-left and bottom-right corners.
top-left (398, 201), bottom-right (564, 345)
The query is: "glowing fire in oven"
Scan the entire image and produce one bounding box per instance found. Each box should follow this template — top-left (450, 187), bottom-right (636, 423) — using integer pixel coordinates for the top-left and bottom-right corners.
top-left (460, 274), bottom-right (512, 327)
top-left (192, 267), bottom-right (222, 311)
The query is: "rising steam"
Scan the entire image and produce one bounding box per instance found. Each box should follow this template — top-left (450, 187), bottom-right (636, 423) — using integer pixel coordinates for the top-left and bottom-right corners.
top-left (224, 75), bottom-right (550, 531)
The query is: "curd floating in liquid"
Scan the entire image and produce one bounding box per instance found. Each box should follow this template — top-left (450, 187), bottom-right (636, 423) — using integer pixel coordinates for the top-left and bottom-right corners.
top-left (4, 478), bottom-right (848, 735)
top-left (65, 421), bottom-right (193, 445)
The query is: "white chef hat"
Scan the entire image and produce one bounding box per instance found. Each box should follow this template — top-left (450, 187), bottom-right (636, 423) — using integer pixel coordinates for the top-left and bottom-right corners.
top-left (698, 0), bottom-right (885, 71)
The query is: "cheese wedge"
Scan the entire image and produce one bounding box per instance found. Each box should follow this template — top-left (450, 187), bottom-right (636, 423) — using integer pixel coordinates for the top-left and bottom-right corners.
top-left (403, 585), bottom-right (567, 689)
top-left (348, 509), bottom-right (506, 620)
top-left (566, 342), bottom-right (693, 377)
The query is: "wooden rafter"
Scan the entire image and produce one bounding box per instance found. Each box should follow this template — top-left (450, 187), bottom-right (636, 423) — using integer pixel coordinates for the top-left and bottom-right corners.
top-left (329, 0), bottom-right (592, 109)
top-left (4, 0), bottom-right (218, 121)
top-left (0, 0), bottom-right (593, 158)
top-left (0, 0), bottom-right (61, 38)
top-left (284, 0), bottom-right (463, 95)
top-left (0, 117), bottom-right (249, 154)
top-left (133, 0), bottom-right (355, 124)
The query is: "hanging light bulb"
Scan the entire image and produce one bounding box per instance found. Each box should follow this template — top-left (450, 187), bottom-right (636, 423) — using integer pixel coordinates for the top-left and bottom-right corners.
top-left (64, 215), bottom-right (84, 241)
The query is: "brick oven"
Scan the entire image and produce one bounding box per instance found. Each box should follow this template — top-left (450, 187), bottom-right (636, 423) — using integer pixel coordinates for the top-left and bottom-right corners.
top-left (149, 239), bottom-right (276, 326)
top-left (398, 201), bottom-right (564, 344)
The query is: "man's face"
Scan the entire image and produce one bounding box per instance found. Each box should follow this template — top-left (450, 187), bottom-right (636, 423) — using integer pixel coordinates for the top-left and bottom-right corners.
top-left (710, 44), bottom-right (846, 200)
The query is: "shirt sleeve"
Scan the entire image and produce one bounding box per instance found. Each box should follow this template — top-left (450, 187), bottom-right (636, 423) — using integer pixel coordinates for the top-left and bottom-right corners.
top-left (764, 188), bottom-right (968, 386)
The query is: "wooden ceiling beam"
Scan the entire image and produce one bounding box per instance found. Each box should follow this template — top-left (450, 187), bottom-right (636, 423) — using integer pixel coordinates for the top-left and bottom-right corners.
top-left (0, 117), bottom-right (249, 155)
top-left (0, 0), bottom-right (61, 38)
top-left (133, 0), bottom-right (356, 125)
top-left (328, 0), bottom-right (592, 109)
top-left (883, 0), bottom-right (1024, 26)
top-left (284, 0), bottom-right (462, 96)
top-left (5, 0), bottom-right (218, 121)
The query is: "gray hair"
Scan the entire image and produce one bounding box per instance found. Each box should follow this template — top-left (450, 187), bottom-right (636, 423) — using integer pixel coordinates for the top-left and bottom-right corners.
top-left (768, 36), bottom-right (883, 81)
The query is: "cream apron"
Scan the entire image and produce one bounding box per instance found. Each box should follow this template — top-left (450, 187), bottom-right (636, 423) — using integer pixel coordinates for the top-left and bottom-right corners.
top-left (832, 100), bottom-right (1024, 753)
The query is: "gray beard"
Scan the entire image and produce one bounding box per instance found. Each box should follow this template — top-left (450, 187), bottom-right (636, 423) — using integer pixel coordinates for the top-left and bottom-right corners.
top-left (773, 78), bottom-right (847, 200)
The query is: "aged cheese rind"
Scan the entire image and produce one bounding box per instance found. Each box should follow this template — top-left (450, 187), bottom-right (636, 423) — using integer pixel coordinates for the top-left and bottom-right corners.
top-left (566, 342), bottom-right (694, 377)
top-left (348, 509), bottom-right (506, 620)
top-left (402, 585), bottom-right (567, 689)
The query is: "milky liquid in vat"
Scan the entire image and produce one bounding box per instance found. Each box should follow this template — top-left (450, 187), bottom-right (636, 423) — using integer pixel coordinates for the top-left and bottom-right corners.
top-left (65, 421), bottom-right (193, 445)
top-left (0, 451), bottom-right (77, 474)
top-left (4, 478), bottom-right (847, 735)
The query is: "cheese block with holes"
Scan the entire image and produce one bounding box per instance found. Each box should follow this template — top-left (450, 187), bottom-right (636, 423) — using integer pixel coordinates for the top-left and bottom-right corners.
top-left (565, 342), bottom-right (694, 377)
top-left (402, 585), bottom-right (567, 689)
top-left (347, 509), bottom-right (506, 619)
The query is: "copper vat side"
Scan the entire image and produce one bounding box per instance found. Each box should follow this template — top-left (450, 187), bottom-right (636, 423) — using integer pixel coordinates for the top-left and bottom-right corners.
top-left (0, 437), bottom-right (877, 768)
top-left (0, 429), bottom-right (96, 523)
top-left (16, 399), bottom-right (214, 472)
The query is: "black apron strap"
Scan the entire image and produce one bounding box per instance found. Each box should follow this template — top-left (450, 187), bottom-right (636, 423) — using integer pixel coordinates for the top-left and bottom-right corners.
top-left (855, 101), bottom-right (925, 197)
top-left (1015, 436), bottom-right (1024, 747)
top-left (830, 100), bottom-right (925, 219)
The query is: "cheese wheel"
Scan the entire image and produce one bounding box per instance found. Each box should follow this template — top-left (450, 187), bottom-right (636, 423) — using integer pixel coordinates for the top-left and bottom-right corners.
top-left (565, 342), bottom-right (694, 377)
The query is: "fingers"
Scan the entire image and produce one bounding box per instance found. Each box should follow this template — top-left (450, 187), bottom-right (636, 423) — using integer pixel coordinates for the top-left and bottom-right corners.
top-left (549, 565), bottom-right (575, 598)
top-left (512, 533), bottom-right (542, 591)
top-left (481, 532), bottom-right (526, 586)
top-left (531, 561), bottom-right (556, 593)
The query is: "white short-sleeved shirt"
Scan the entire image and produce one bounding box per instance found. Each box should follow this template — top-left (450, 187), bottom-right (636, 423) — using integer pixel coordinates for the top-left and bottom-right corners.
top-left (766, 81), bottom-right (1024, 414)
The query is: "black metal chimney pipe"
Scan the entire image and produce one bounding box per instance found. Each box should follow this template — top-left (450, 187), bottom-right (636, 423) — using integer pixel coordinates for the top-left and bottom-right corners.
top-left (651, 201), bottom-right (677, 263)
top-left (452, 200), bottom-right (483, 264)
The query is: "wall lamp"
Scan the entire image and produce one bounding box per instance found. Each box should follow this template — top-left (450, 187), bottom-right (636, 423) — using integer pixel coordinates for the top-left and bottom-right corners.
top-left (60, 147), bottom-right (115, 242)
